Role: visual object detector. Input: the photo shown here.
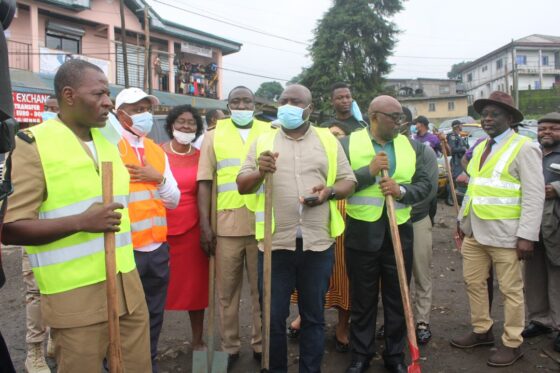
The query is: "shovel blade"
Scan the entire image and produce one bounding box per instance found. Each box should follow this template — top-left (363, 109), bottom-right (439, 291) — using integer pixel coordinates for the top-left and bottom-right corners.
top-left (408, 362), bottom-right (422, 373)
top-left (192, 350), bottom-right (229, 373)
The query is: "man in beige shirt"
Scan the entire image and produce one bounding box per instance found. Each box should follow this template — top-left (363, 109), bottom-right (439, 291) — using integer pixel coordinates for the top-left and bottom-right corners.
top-left (197, 86), bottom-right (270, 365)
top-left (237, 84), bottom-right (356, 373)
top-left (451, 91), bottom-right (544, 368)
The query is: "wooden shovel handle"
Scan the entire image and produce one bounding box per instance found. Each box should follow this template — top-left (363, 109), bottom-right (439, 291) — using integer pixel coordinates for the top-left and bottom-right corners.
top-left (262, 173), bottom-right (273, 371)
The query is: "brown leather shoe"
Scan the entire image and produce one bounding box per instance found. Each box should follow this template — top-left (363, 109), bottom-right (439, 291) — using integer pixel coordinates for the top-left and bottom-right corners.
top-left (487, 346), bottom-right (523, 367)
top-left (450, 327), bottom-right (494, 348)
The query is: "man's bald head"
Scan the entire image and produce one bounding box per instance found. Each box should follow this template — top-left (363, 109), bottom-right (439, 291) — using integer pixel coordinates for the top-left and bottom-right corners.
top-left (281, 84), bottom-right (312, 106)
top-left (368, 95), bottom-right (402, 115)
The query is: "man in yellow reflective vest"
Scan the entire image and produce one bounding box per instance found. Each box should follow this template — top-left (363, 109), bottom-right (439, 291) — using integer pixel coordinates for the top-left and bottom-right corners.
top-left (340, 95), bottom-right (434, 373)
top-left (114, 87), bottom-right (180, 373)
top-left (2, 60), bottom-right (150, 372)
top-left (451, 91), bottom-right (544, 368)
top-left (237, 84), bottom-right (356, 373)
top-left (197, 86), bottom-right (270, 365)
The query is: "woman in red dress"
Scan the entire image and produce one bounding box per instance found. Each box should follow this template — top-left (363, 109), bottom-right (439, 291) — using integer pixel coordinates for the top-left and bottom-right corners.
top-left (162, 105), bottom-right (208, 351)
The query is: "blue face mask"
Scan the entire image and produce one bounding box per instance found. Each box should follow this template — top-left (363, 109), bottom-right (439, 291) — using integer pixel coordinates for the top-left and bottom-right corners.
top-left (129, 111), bottom-right (154, 137)
top-left (277, 104), bottom-right (309, 130)
top-left (410, 125), bottom-right (418, 135)
top-left (99, 112), bottom-right (124, 146)
top-left (41, 111), bottom-right (57, 122)
top-left (351, 100), bottom-right (364, 122)
top-left (230, 110), bottom-right (254, 126)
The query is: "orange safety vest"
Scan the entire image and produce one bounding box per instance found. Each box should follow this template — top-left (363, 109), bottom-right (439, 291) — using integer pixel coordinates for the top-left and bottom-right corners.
top-left (118, 137), bottom-right (167, 248)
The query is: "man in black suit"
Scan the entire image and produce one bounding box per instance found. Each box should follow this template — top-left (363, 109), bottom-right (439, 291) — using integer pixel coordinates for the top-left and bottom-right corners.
top-left (340, 96), bottom-right (433, 373)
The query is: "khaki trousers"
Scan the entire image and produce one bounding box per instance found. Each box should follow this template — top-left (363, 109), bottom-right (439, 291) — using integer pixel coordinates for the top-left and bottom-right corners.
top-left (22, 250), bottom-right (47, 344)
top-left (524, 242), bottom-right (560, 330)
top-left (411, 216), bottom-right (433, 324)
top-left (462, 236), bottom-right (524, 347)
top-left (215, 235), bottom-right (262, 354)
top-left (51, 300), bottom-right (151, 373)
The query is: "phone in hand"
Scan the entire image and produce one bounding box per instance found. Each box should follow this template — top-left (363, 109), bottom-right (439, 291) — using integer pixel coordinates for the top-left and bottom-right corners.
top-left (303, 196), bottom-right (319, 204)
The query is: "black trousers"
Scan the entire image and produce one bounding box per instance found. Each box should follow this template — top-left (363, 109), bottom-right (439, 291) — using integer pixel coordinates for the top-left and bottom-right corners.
top-left (346, 227), bottom-right (413, 367)
top-left (134, 243), bottom-right (170, 373)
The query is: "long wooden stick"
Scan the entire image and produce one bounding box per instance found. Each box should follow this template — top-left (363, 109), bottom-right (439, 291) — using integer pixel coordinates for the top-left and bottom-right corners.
top-left (382, 169), bottom-right (421, 373)
top-left (440, 138), bottom-right (460, 216)
top-left (261, 173), bottom-right (273, 372)
top-left (102, 162), bottom-right (123, 373)
top-left (207, 179), bottom-right (218, 373)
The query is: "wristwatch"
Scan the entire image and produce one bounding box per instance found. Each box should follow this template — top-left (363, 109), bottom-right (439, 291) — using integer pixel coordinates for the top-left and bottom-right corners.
top-left (327, 188), bottom-right (337, 200)
top-left (396, 186), bottom-right (407, 200)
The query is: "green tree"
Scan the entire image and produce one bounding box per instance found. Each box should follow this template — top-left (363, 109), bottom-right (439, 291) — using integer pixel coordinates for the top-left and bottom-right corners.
top-left (297, 0), bottom-right (404, 111)
top-left (255, 81), bottom-right (284, 101)
top-left (447, 61), bottom-right (471, 80)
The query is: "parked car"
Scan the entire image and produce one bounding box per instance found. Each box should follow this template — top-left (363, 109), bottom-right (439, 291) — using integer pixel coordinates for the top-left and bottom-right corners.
top-left (467, 127), bottom-right (537, 148)
top-left (148, 114), bottom-right (172, 145)
top-left (438, 116), bottom-right (476, 135)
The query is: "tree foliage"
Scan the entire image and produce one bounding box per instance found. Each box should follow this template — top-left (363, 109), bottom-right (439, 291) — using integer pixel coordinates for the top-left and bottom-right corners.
top-left (255, 81), bottom-right (284, 101)
top-left (297, 0), bottom-right (404, 111)
top-left (447, 61), bottom-right (471, 80)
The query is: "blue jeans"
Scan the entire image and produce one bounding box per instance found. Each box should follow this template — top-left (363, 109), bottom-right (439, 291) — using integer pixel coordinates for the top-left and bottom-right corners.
top-left (258, 239), bottom-right (334, 373)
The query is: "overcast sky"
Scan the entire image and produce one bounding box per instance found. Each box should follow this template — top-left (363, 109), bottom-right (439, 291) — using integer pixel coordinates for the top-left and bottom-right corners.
top-left (148, 0), bottom-right (560, 96)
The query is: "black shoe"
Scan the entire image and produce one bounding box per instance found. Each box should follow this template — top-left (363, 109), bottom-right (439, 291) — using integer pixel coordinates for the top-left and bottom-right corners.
top-left (416, 322), bottom-right (432, 345)
top-left (445, 199), bottom-right (454, 206)
top-left (346, 360), bottom-right (369, 373)
top-left (253, 351), bottom-right (262, 362)
top-left (227, 353), bottom-right (239, 368)
top-left (554, 333), bottom-right (560, 352)
top-left (376, 325), bottom-right (384, 340)
top-left (522, 321), bottom-right (552, 338)
top-left (287, 325), bottom-right (300, 339)
top-left (385, 362), bottom-right (407, 373)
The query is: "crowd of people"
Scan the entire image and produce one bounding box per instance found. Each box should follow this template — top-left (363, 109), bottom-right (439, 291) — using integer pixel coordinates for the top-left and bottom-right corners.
top-left (1, 58), bottom-right (559, 373)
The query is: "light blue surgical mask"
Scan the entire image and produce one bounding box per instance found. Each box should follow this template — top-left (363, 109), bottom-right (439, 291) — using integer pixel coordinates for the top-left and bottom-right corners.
top-left (277, 104), bottom-right (309, 130)
top-left (99, 112), bottom-right (124, 146)
top-left (230, 110), bottom-right (254, 126)
top-left (41, 111), bottom-right (57, 122)
top-left (129, 111), bottom-right (153, 137)
top-left (351, 100), bottom-right (364, 122)
top-left (410, 125), bottom-right (418, 135)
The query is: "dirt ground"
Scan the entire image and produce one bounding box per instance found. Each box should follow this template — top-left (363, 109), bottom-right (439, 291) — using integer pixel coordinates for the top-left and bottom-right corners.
top-left (1, 202), bottom-right (560, 372)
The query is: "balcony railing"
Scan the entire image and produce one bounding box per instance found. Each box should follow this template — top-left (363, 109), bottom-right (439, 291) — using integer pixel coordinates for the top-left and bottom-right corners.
top-left (7, 40), bottom-right (31, 71)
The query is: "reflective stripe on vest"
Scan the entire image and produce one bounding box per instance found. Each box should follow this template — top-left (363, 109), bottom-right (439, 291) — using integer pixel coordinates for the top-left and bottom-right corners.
top-left (119, 137), bottom-right (168, 247)
top-left (25, 120), bottom-right (135, 295)
top-left (253, 127), bottom-right (345, 240)
top-left (213, 118), bottom-right (272, 212)
top-left (346, 130), bottom-right (415, 224)
top-left (463, 133), bottom-right (527, 220)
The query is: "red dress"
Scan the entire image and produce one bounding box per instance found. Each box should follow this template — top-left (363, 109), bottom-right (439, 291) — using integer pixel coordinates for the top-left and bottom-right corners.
top-left (163, 145), bottom-right (209, 310)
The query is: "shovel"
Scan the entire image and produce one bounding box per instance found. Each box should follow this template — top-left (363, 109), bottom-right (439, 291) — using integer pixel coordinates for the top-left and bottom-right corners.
top-left (101, 162), bottom-right (123, 373)
top-left (261, 173), bottom-right (273, 373)
top-left (382, 169), bottom-right (422, 373)
top-left (193, 179), bottom-right (228, 373)
top-left (440, 138), bottom-right (462, 250)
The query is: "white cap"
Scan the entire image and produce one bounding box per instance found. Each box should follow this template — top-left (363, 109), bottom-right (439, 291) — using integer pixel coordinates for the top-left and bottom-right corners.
top-left (115, 88), bottom-right (160, 110)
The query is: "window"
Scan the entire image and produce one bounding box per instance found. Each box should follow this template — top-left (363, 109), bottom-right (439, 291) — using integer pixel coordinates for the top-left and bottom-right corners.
top-left (428, 102), bottom-right (436, 112)
top-left (448, 101), bottom-right (455, 111)
top-left (543, 55), bottom-right (549, 66)
top-left (496, 59), bottom-right (503, 69)
top-left (467, 73), bottom-right (473, 82)
top-left (46, 33), bottom-right (80, 54)
top-left (439, 85), bottom-right (450, 95)
top-left (482, 65), bottom-right (488, 72)
top-left (535, 80), bottom-right (542, 89)
top-left (516, 55), bottom-right (527, 65)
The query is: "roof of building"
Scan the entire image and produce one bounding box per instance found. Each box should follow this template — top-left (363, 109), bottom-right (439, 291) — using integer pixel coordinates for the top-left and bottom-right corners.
top-left (457, 34), bottom-right (560, 73)
top-left (399, 94), bottom-right (468, 102)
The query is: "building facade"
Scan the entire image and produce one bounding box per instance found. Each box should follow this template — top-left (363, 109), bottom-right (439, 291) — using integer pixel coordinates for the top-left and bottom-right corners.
top-left (457, 34), bottom-right (560, 105)
top-left (6, 0), bottom-right (241, 122)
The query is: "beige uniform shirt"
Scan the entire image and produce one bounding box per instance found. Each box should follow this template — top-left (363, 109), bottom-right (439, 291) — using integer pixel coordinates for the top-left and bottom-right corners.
top-left (239, 126), bottom-right (356, 252)
top-left (197, 128), bottom-right (255, 236)
top-left (459, 130), bottom-right (545, 248)
top-left (5, 134), bottom-right (145, 329)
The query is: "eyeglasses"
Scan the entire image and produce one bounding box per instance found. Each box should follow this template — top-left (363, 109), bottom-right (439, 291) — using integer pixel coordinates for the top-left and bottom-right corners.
top-left (373, 111), bottom-right (407, 124)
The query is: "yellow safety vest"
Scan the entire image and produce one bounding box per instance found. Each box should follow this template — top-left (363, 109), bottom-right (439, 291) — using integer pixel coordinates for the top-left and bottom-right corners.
top-left (254, 127), bottom-right (345, 240)
top-left (346, 129), bottom-right (415, 224)
top-left (213, 118), bottom-right (272, 212)
top-left (25, 119), bottom-right (135, 295)
top-left (463, 133), bottom-right (528, 220)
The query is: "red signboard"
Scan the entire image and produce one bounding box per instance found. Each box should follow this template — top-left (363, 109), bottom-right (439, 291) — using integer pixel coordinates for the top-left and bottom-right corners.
top-left (12, 92), bottom-right (51, 124)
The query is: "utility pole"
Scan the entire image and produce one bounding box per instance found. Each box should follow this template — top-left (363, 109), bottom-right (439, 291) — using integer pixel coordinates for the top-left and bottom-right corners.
top-left (119, 0), bottom-right (129, 88)
top-left (511, 40), bottom-right (519, 107)
top-left (143, 5), bottom-right (149, 91)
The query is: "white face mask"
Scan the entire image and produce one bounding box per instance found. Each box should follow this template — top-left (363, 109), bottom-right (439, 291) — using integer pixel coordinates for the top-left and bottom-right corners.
top-left (173, 129), bottom-right (196, 144)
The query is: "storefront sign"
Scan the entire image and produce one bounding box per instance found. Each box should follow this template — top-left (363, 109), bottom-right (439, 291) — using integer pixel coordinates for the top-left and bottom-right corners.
top-left (180, 42), bottom-right (212, 58)
top-left (39, 47), bottom-right (110, 77)
top-left (12, 92), bottom-right (51, 123)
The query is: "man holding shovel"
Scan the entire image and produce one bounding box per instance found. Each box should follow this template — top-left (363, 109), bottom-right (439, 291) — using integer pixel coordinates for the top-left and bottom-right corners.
top-left (1, 60), bottom-right (150, 372)
top-left (237, 84), bottom-right (356, 373)
top-left (340, 96), bottom-right (433, 373)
